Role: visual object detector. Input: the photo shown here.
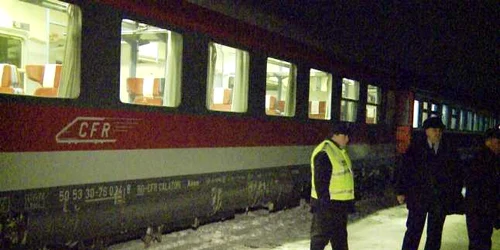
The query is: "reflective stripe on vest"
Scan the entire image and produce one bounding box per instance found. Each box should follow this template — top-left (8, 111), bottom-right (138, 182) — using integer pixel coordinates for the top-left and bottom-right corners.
top-left (310, 140), bottom-right (354, 201)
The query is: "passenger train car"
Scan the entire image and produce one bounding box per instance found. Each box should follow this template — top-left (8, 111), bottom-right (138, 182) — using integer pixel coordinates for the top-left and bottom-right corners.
top-left (0, 0), bottom-right (497, 248)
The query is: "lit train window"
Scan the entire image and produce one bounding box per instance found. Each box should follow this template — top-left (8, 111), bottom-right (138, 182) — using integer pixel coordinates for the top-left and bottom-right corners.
top-left (207, 42), bottom-right (249, 112)
top-left (265, 57), bottom-right (296, 117)
top-left (421, 102), bottom-right (429, 126)
top-left (308, 69), bottom-right (331, 120)
top-left (340, 78), bottom-right (359, 122)
top-left (489, 117), bottom-right (497, 129)
top-left (0, 0), bottom-right (81, 98)
top-left (467, 111), bottom-right (473, 131)
top-left (441, 104), bottom-right (449, 128)
top-left (473, 113), bottom-right (479, 132)
top-left (366, 84), bottom-right (380, 124)
top-left (431, 103), bottom-right (438, 113)
top-left (450, 108), bottom-right (458, 130)
top-left (459, 110), bottom-right (467, 131)
top-left (412, 100), bottom-right (420, 128)
top-left (120, 19), bottom-right (183, 107)
top-left (480, 115), bottom-right (486, 131)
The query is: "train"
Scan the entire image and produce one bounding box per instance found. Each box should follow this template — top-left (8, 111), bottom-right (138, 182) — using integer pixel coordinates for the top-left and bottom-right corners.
top-left (0, 0), bottom-right (497, 249)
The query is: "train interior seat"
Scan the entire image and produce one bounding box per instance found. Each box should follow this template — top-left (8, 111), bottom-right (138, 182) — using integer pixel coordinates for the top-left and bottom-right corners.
top-left (0, 64), bottom-right (21, 94)
top-left (126, 77), bottom-right (163, 106)
top-left (309, 101), bottom-right (327, 119)
top-left (210, 88), bottom-right (232, 111)
top-left (26, 64), bottom-right (62, 97)
top-left (266, 95), bottom-right (286, 115)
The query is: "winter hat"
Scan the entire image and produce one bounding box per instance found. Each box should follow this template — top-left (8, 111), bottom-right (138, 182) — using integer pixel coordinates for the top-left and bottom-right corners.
top-left (422, 116), bottom-right (445, 130)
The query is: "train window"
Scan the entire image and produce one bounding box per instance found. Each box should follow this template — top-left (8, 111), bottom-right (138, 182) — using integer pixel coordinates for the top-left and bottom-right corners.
top-left (450, 108), bottom-right (458, 130)
top-left (120, 19), bottom-right (182, 107)
top-left (431, 103), bottom-right (438, 113)
top-left (488, 116), bottom-right (497, 129)
top-left (441, 104), bottom-right (449, 128)
top-left (308, 68), bottom-right (332, 120)
top-left (340, 78), bottom-right (359, 122)
top-left (366, 84), bottom-right (380, 124)
top-left (0, 34), bottom-right (22, 68)
top-left (265, 57), bottom-right (296, 117)
top-left (480, 115), bottom-right (486, 131)
top-left (412, 100), bottom-right (420, 128)
top-left (459, 110), bottom-right (467, 131)
top-left (0, 0), bottom-right (81, 98)
top-left (473, 113), bottom-right (479, 132)
top-left (207, 42), bottom-right (249, 112)
top-left (421, 102), bottom-right (429, 126)
top-left (467, 111), bottom-right (473, 131)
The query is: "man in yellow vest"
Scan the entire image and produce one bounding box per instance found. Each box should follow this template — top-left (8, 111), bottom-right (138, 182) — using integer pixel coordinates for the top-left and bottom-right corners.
top-left (310, 123), bottom-right (355, 250)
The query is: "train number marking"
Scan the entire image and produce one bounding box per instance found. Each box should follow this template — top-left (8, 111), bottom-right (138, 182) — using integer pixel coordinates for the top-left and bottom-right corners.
top-left (56, 117), bottom-right (141, 144)
top-left (25, 192), bottom-right (47, 210)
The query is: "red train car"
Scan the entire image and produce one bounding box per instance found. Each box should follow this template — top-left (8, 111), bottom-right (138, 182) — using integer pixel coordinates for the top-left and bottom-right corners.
top-left (0, 0), bottom-right (497, 248)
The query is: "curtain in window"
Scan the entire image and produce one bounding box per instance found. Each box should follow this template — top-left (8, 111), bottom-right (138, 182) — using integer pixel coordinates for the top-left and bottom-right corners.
top-left (232, 50), bottom-right (249, 112)
top-left (58, 4), bottom-right (81, 98)
top-left (206, 43), bottom-right (217, 108)
top-left (325, 74), bottom-right (332, 119)
top-left (163, 31), bottom-right (183, 107)
top-left (284, 64), bottom-right (297, 116)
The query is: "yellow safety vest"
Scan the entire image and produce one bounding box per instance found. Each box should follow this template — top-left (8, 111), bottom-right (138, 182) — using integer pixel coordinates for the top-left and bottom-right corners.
top-left (311, 140), bottom-right (355, 201)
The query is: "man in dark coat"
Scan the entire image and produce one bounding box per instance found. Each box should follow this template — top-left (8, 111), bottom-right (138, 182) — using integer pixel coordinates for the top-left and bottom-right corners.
top-left (394, 116), bottom-right (463, 250)
top-left (464, 127), bottom-right (499, 250)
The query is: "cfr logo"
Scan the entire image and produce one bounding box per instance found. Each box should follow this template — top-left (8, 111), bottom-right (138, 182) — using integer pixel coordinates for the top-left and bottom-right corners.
top-left (56, 117), bottom-right (140, 144)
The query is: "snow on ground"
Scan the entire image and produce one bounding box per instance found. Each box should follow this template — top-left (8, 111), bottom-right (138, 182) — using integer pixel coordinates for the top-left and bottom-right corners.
top-left (109, 201), bottom-right (500, 250)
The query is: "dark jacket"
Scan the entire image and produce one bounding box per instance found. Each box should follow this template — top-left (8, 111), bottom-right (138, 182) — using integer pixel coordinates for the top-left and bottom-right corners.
top-left (464, 145), bottom-right (500, 216)
top-left (395, 135), bottom-right (463, 214)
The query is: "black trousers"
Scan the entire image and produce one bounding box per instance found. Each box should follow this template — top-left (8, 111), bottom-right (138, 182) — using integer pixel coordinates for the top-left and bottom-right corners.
top-left (466, 213), bottom-right (494, 250)
top-left (310, 208), bottom-right (348, 250)
top-left (401, 209), bottom-right (446, 250)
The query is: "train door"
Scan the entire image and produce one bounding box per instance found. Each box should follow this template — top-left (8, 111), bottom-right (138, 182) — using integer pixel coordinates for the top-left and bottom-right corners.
top-left (395, 90), bottom-right (414, 154)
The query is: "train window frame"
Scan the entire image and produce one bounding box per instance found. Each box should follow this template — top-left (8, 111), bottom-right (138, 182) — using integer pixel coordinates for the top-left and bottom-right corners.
top-left (459, 109), bottom-right (467, 131)
top-left (412, 99), bottom-right (420, 128)
top-left (0, 33), bottom-right (22, 69)
top-left (441, 104), bottom-right (449, 128)
top-left (484, 116), bottom-right (489, 131)
top-left (265, 57), bottom-right (297, 117)
top-left (206, 42), bottom-right (249, 113)
top-left (308, 68), bottom-right (332, 120)
top-left (0, 0), bottom-right (81, 99)
top-left (119, 19), bottom-right (183, 108)
top-left (365, 84), bottom-right (381, 124)
top-left (340, 78), bottom-right (359, 122)
top-left (421, 101), bottom-right (429, 125)
top-left (467, 111), bottom-right (473, 131)
top-left (450, 107), bottom-right (459, 130)
top-left (419, 100), bottom-right (440, 127)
